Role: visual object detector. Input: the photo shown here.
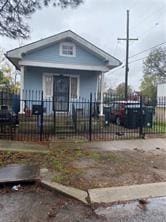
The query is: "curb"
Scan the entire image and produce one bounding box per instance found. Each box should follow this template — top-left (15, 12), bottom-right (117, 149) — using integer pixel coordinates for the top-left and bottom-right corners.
top-left (1, 164), bottom-right (166, 206)
top-left (88, 182), bottom-right (166, 204)
top-left (40, 181), bottom-right (166, 205)
top-left (41, 180), bottom-right (89, 205)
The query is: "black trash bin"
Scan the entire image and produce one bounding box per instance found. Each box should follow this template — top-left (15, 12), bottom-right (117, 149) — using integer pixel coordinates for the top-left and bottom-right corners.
top-left (103, 106), bottom-right (112, 126)
top-left (124, 106), bottom-right (140, 129)
top-left (143, 106), bottom-right (154, 128)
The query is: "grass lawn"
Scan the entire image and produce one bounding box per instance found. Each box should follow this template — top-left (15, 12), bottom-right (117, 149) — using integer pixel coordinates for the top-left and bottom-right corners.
top-left (144, 121), bottom-right (166, 134)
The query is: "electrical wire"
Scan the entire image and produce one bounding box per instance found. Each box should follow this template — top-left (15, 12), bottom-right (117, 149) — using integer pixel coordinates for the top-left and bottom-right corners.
top-left (129, 41), bottom-right (166, 59)
top-left (110, 41), bottom-right (166, 73)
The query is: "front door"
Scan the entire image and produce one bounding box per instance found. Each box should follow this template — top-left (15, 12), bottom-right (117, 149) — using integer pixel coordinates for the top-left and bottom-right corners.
top-left (53, 75), bottom-right (69, 112)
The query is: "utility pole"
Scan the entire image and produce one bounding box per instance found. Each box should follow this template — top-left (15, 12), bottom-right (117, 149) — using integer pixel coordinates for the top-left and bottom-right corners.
top-left (118, 10), bottom-right (138, 100)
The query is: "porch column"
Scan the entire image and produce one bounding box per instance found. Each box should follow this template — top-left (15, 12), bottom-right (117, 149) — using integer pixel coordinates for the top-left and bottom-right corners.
top-left (99, 72), bottom-right (104, 116)
top-left (20, 66), bottom-right (25, 113)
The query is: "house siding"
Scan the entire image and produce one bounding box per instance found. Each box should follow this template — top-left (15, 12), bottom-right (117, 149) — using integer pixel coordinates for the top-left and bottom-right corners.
top-left (24, 66), bottom-right (98, 98)
top-left (22, 41), bottom-right (106, 67)
top-left (24, 67), bottom-right (99, 113)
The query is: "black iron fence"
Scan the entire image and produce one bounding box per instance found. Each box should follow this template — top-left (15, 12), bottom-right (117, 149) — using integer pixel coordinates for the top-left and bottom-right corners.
top-left (0, 89), bottom-right (166, 142)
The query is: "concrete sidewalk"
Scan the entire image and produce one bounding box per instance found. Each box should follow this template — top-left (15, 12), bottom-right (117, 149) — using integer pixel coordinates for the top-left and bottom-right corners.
top-left (88, 182), bottom-right (166, 204)
top-left (0, 140), bottom-right (49, 153)
top-left (86, 138), bottom-right (166, 153)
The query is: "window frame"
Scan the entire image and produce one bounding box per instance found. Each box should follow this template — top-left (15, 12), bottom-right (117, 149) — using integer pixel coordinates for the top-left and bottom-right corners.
top-left (43, 74), bottom-right (53, 99)
top-left (59, 42), bottom-right (76, 57)
top-left (43, 73), bottom-right (79, 100)
top-left (70, 75), bottom-right (80, 99)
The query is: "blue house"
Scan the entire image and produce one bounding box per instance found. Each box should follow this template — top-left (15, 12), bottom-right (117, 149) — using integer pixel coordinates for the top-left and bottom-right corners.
top-left (6, 30), bottom-right (121, 115)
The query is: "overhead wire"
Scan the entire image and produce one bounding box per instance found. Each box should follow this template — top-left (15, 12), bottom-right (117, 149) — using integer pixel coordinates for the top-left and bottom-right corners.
top-left (110, 41), bottom-right (166, 74)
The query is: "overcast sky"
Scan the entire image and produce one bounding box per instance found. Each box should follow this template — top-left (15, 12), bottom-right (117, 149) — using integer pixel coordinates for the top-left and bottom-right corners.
top-left (1, 0), bottom-right (166, 90)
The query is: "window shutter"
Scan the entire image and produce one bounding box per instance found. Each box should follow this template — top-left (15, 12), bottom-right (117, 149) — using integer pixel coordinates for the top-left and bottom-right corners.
top-left (70, 77), bottom-right (78, 99)
top-left (43, 75), bottom-right (53, 98)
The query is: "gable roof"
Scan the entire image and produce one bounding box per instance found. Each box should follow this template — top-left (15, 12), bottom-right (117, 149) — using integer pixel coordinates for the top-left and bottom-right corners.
top-left (6, 30), bottom-right (122, 70)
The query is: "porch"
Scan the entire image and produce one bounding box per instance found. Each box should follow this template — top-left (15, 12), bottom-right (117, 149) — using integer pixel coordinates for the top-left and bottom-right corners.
top-left (20, 66), bottom-right (104, 115)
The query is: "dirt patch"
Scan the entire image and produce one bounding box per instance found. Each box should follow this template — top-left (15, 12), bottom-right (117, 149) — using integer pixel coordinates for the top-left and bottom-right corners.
top-left (73, 159), bottom-right (97, 168)
top-left (71, 149), bottom-right (166, 189)
top-left (0, 142), bottom-right (166, 190)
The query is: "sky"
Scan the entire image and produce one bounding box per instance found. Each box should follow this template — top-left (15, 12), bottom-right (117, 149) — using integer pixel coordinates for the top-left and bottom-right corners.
top-left (0, 0), bottom-right (166, 90)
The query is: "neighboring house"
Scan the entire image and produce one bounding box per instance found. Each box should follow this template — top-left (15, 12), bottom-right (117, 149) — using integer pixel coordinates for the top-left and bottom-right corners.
top-left (6, 30), bottom-right (121, 115)
top-left (156, 82), bottom-right (166, 121)
top-left (157, 82), bottom-right (166, 101)
top-left (157, 82), bottom-right (166, 107)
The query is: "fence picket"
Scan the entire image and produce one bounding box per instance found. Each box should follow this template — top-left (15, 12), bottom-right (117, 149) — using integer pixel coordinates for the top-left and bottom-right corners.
top-left (0, 89), bottom-right (165, 142)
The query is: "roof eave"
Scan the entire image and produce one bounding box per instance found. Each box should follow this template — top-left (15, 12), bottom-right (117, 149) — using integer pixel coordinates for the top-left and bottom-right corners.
top-left (5, 53), bottom-right (20, 70)
top-left (6, 30), bottom-right (122, 67)
top-left (107, 60), bottom-right (122, 70)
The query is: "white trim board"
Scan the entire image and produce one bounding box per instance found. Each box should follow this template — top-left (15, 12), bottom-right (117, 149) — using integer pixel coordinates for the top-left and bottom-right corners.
top-left (19, 60), bottom-right (108, 72)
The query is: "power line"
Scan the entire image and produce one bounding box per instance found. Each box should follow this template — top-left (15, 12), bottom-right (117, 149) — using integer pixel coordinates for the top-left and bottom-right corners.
top-left (110, 65), bottom-right (124, 74)
top-left (110, 56), bottom-right (146, 75)
top-left (111, 56), bottom-right (147, 73)
top-left (110, 40), bottom-right (166, 75)
top-left (129, 41), bottom-right (166, 59)
top-left (129, 56), bottom-right (148, 65)
top-left (110, 43), bottom-right (166, 74)
top-left (113, 40), bottom-right (120, 55)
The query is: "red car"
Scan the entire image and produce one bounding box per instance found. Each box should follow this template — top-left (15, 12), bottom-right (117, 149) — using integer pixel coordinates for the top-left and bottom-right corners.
top-left (110, 100), bottom-right (140, 125)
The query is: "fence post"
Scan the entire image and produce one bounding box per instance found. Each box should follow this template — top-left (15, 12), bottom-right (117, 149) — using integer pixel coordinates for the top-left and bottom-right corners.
top-left (139, 94), bottom-right (144, 138)
top-left (40, 91), bottom-right (44, 141)
top-left (89, 93), bottom-right (92, 141)
top-left (1, 91), bottom-right (3, 105)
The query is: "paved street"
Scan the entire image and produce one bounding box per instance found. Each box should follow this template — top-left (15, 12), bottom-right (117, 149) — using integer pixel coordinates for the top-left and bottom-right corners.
top-left (0, 184), bottom-right (166, 221)
top-left (95, 197), bottom-right (166, 222)
top-left (0, 185), bottom-right (100, 222)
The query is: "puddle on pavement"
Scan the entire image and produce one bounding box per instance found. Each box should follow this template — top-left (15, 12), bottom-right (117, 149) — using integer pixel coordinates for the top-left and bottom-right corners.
top-left (95, 197), bottom-right (166, 222)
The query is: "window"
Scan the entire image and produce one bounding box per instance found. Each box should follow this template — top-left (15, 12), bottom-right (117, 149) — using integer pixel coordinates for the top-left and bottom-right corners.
top-left (70, 77), bottom-right (78, 99)
top-left (60, 42), bottom-right (76, 57)
top-left (43, 74), bottom-right (53, 98)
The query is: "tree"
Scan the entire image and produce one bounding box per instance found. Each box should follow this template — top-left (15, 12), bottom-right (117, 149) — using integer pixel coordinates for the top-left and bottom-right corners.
top-left (0, 0), bottom-right (83, 39)
top-left (115, 82), bottom-right (133, 97)
top-left (103, 87), bottom-right (116, 103)
top-left (140, 47), bottom-right (166, 100)
top-left (140, 75), bottom-right (157, 101)
top-left (0, 49), bottom-right (19, 90)
top-left (105, 87), bottom-right (115, 95)
top-left (143, 47), bottom-right (166, 80)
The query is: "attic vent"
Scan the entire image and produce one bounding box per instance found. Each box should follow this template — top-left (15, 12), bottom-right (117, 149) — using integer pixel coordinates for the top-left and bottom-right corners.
top-left (60, 42), bottom-right (76, 57)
